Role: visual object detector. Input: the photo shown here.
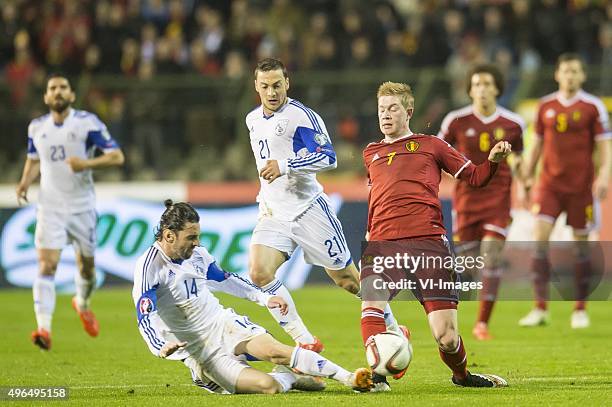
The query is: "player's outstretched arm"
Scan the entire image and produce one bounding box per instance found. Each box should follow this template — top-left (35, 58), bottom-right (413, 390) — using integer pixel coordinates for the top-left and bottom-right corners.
top-left (594, 139), bottom-right (612, 199)
top-left (66, 149), bottom-right (125, 172)
top-left (441, 139), bottom-right (510, 188)
top-left (204, 260), bottom-right (280, 307)
top-left (16, 158), bottom-right (40, 205)
top-left (461, 141), bottom-right (511, 187)
top-left (521, 136), bottom-right (543, 186)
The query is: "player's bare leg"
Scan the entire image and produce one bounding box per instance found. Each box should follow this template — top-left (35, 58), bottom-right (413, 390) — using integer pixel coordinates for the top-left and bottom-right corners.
top-left (428, 309), bottom-right (465, 377)
top-left (235, 367), bottom-right (285, 394)
top-left (428, 308), bottom-right (507, 387)
top-left (236, 333), bottom-right (372, 392)
top-left (325, 262), bottom-right (360, 294)
top-left (72, 251), bottom-right (99, 337)
top-left (571, 232), bottom-right (590, 329)
top-left (249, 244), bottom-right (320, 350)
top-left (473, 236), bottom-right (504, 340)
top-left (519, 219), bottom-right (553, 326)
top-left (32, 248), bottom-right (60, 350)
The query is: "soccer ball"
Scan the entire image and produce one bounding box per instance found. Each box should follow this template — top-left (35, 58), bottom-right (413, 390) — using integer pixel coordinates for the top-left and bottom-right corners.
top-left (365, 331), bottom-right (412, 376)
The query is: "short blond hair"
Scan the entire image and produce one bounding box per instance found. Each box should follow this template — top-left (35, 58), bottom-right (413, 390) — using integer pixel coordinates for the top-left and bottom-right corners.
top-left (377, 81), bottom-right (414, 110)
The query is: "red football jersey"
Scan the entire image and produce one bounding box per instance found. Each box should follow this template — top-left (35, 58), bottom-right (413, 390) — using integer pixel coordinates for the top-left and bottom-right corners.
top-left (535, 90), bottom-right (610, 194)
top-left (364, 133), bottom-right (499, 240)
top-left (438, 106), bottom-right (524, 214)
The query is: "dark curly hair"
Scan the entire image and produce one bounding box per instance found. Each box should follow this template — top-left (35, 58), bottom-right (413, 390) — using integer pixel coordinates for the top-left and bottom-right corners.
top-left (154, 199), bottom-right (200, 241)
top-left (466, 63), bottom-right (505, 97)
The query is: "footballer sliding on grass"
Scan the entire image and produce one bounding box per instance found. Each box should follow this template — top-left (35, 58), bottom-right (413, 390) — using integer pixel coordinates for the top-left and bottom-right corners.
top-left (133, 200), bottom-right (372, 394)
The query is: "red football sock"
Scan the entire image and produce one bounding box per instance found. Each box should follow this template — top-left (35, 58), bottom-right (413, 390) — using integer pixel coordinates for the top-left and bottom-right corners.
top-left (533, 256), bottom-right (550, 311)
top-left (477, 301), bottom-right (495, 325)
top-left (478, 267), bottom-right (502, 324)
top-left (574, 258), bottom-right (590, 311)
top-left (360, 307), bottom-right (386, 346)
top-left (439, 336), bottom-right (468, 380)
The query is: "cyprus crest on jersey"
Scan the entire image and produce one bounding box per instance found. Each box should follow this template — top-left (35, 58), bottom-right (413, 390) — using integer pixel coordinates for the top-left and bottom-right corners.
top-left (314, 133), bottom-right (329, 146)
top-left (274, 119), bottom-right (289, 136)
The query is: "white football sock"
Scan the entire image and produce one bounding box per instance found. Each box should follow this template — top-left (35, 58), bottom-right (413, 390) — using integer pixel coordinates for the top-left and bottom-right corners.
top-left (33, 275), bottom-right (55, 332)
top-left (262, 279), bottom-right (315, 344)
top-left (384, 303), bottom-right (400, 333)
top-left (290, 346), bottom-right (351, 383)
top-left (268, 371), bottom-right (296, 393)
top-left (75, 271), bottom-right (96, 310)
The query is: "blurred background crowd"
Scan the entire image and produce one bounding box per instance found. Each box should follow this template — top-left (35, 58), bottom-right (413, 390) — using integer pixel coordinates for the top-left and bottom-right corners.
top-left (1, 0), bottom-right (610, 182)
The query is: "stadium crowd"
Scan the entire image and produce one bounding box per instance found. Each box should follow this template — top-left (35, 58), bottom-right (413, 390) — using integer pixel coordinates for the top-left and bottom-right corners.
top-left (2, 0), bottom-right (610, 86)
top-left (1, 0), bottom-right (610, 181)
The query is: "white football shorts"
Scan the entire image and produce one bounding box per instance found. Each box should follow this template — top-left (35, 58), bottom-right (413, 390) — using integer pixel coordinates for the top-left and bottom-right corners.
top-left (183, 308), bottom-right (267, 394)
top-left (35, 208), bottom-right (97, 257)
top-left (251, 193), bottom-right (352, 270)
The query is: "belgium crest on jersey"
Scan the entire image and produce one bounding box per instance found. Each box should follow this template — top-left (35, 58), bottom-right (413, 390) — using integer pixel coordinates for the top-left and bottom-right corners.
top-left (406, 140), bottom-right (420, 152)
top-left (494, 127), bottom-right (505, 140)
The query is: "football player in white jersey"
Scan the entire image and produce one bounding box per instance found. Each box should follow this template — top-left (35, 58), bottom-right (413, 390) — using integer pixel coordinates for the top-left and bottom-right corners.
top-left (245, 58), bottom-right (401, 355)
top-left (16, 74), bottom-right (124, 350)
top-left (133, 200), bottom-right (372, 394)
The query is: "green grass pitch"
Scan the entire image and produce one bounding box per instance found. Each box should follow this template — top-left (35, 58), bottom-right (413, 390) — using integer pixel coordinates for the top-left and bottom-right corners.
top-left (1, 286), bottom-right (611, 406)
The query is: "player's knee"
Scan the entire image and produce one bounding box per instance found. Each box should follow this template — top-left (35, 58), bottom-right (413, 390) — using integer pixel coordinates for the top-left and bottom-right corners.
top-left (257, 376), bottom-right (281, 394)
top-left (39, 260), bottom-right (58, 276)
top-left (436, 330), bottom-right (460, 352)
top-left (248, 263), bottom-right (274, 287)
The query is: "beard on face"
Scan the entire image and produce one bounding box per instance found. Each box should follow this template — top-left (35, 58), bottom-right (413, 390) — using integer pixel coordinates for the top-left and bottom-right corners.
top-left (181, 246), bottom-right (194, 259)
top-left (49, 97), bottom-right (71, 113)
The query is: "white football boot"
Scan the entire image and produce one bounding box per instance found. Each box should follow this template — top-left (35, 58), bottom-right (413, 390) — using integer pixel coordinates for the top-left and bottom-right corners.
top-left (570, 310), bottom-right (590, 329)
top-left (518, 308), bottom-right (550, 327)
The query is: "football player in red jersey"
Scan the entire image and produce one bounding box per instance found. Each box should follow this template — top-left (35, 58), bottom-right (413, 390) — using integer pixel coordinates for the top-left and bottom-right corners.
top-left (360, 81), bottom-right (511, 391)
top-left (520, 53), bottom-right (611, 329)
top-left (438, 64), bottom-right (525, 340)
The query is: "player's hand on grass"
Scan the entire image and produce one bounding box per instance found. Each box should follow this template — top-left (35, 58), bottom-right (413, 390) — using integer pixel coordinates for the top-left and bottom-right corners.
top-left (488, 141), bottom-right (512, 163)
top-left (259, 160), bottom-right (281, 183)
top-left (66, 156), bottom-right (89, 172)
top-left (159, 341), bottom-right (188, 358)
top-left (16, 184), bottom-right (29, 205)
top-left (267, 295), bottom-right (288, 315)
top-left (594, 176), bottom-right (609, 200)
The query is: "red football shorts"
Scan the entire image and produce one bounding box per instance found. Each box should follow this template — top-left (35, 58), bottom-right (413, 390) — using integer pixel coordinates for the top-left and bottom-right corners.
top-left (454, 211), bottom-right (511, 242)
top-left (360, 237), bottom-right (460, 307)
top-left (533, 187), bottom-right (595, 234)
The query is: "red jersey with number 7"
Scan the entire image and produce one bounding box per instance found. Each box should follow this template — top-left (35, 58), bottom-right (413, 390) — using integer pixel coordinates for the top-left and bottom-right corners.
top-left (364, 134), bottom-right (499, 241)
top-left (535, 90), bottom-right (611, 194)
